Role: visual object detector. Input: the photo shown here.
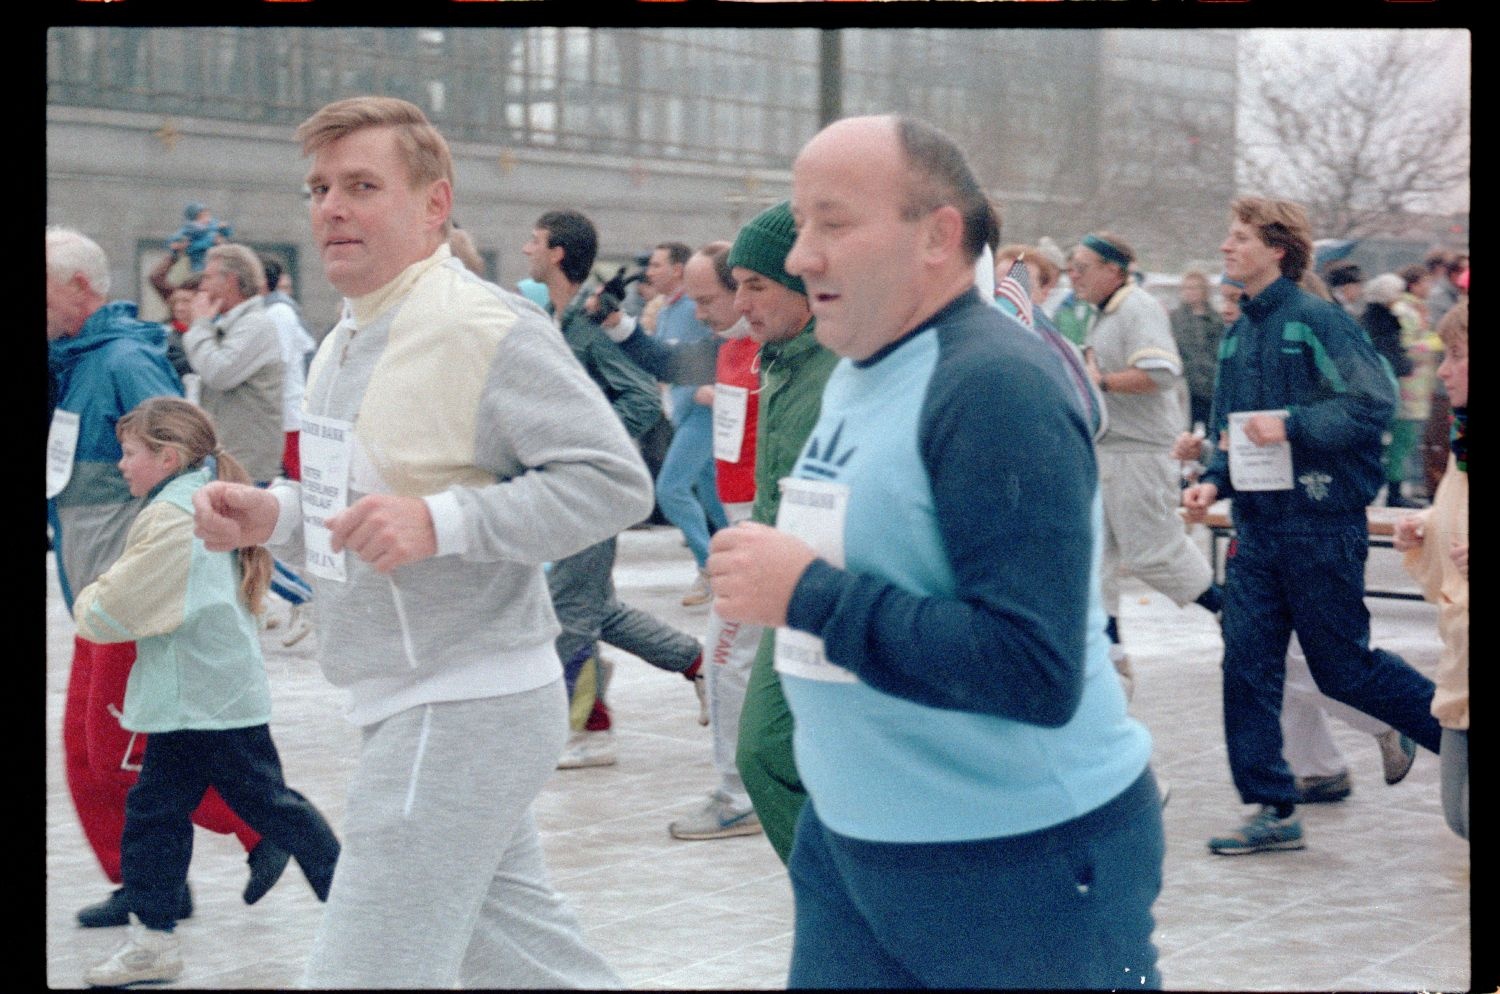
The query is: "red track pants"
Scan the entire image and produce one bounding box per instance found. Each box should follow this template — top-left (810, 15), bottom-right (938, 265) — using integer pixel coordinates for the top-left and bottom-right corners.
top-left (63, 636), bottom-right (261, 883)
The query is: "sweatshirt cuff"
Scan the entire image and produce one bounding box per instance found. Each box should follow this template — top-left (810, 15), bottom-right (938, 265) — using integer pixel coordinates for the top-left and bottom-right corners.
top-left (603, 312), bottom-right (636, 344)
top-left (423, 490), bottom-right (467, 557)
top-left (269, 484), bottom-right (301, 546)
top-left (785, 557), bottom-right (842, 635)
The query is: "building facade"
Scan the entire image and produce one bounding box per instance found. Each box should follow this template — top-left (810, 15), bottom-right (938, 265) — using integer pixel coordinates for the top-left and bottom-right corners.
top-left (47, 27), bottom-right (1239, 334)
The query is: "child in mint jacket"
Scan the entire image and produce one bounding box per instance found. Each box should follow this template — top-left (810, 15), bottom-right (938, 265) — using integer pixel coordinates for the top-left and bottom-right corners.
top-left (73, 397), bottom-right (339, 988)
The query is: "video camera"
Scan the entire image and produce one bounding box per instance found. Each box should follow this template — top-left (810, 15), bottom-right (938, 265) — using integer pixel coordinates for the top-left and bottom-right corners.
top-left (591, 251), bottom-right (651, 322)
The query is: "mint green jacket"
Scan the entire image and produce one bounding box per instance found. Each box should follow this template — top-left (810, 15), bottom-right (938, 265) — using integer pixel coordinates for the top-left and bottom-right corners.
top-left (74, 467), bottom-right (271, 733)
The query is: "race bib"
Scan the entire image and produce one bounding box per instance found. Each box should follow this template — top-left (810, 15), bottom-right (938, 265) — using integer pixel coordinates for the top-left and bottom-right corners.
top-left (46, 410), bottom-right (81, 499)
top-left (298, 413), bottom-right (353, 581)
top-left (1228, 410), bottom-right (1294, 492)
top-left (773, 477), bottom-right (857, 684)
top-left (712, 383), bottom-right (749, 464)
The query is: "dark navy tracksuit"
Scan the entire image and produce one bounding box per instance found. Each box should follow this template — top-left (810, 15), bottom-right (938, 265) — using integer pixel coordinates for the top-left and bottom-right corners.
top-left (1202, 277), bottom-right (1441, 809)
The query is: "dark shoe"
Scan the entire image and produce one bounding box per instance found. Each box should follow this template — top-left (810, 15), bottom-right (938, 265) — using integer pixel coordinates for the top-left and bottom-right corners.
top-left (1377, 730), bottom-right (1418, 785)
top-left (78, 885), bottom-right (192, 928)
top-left (244, 840), bottom-right (291, 905)
top-left (301, 848), bottom-right (339, 903)
top-left (1295, 770), bottom-right (1352, 804)
top-left (78, 889), bottom-right (130, 929)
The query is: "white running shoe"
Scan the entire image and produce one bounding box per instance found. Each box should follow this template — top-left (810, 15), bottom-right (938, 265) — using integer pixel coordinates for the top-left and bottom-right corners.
top-left (84, 914), bottom-right (183, 987)
top-left (556, 729), bottom-right (617, 770)
top-left (281, 602), bottom-right (314, 648)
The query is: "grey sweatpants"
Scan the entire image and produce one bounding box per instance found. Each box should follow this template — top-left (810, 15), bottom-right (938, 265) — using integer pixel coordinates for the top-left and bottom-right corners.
top-left (704, 501), bottom-right (760, 806)
top-left (301, 682), bottom-right (621, 989)
top-left (1099, 448), bottom-right (1214, 617)
top-left (1440, 727), bottom-right (1468, 840)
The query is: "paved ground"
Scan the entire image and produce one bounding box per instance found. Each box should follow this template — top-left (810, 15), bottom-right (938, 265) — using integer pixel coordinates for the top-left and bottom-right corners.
top-left (46, 524), bottom-right (1473, 989)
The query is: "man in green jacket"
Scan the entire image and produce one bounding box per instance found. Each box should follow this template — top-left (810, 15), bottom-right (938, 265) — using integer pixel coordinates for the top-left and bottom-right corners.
top-left (724, 201), bottom-right (840, 863)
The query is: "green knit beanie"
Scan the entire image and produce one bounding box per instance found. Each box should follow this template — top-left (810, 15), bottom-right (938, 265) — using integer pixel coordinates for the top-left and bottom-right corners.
top-left (727, 200), bottom-right (805, 297)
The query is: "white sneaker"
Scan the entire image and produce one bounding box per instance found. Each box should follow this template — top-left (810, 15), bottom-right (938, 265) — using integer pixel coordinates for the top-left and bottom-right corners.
top-left (84, 914), bottom-right (183, 987)
top-left (280, 602), bottom-right (313, 648)
top-left (669, 792), bottom-right (762, 841)
top-left (681, 569), bottom-right (712, 607)
top-left (556, 729), bottom-right (617, 770)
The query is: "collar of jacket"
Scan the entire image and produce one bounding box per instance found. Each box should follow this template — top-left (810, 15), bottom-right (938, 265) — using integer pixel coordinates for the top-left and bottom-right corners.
top-left (348, 243), bottom-right (452, 328)
top-left (214, 294), bottom-right (262, 328)
top-left (759, 317), bottom-right (820, 368)
top-left (1100, 281), bottom-right (1138, 317)
top-left (1240, 276), bottom-right (1297, 322)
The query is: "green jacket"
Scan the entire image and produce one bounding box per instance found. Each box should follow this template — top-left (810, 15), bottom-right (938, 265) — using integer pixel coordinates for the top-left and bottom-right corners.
top-left (557, 290), bottom-right (664, 440)
top-left (748, 318), bottom-right (838, 685)
top-left (750, 320), bottom-right (840, 527)
top-left (1169, 303), bottom-right (1225, 407)
top-left (1053, 295), bottom-right (1096, 348)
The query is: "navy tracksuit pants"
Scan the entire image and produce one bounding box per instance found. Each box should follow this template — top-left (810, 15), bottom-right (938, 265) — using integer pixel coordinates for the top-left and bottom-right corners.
top-left (1221, 520), bottom-right (1442, 808)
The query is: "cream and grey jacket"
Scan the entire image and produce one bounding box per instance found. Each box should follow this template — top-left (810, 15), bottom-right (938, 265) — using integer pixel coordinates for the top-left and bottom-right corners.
top-left (268, 245), bottom-right (654, 724)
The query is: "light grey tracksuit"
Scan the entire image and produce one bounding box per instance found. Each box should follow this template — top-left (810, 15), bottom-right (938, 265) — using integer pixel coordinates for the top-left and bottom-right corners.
top-left (269, 246), bottom-right (651, 988)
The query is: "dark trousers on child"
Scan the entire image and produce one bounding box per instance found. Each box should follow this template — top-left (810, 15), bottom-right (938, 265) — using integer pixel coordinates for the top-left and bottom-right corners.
top-left (121, 723), bottom-right (340, 930)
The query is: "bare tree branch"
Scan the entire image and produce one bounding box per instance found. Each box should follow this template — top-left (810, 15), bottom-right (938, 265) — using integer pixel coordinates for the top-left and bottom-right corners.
top-left (1239, 31), bottom-right (1470, 239)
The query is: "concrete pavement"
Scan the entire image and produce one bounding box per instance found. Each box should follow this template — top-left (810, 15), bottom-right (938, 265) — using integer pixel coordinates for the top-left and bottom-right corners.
top-left (46, 524), bottom-right (1472, 989)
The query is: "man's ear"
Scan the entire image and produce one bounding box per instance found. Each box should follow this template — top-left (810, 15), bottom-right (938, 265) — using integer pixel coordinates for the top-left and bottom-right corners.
top-left (922, 204), bottom-right (966, 265)
top-left (425, 178), bottom-right (454, 233)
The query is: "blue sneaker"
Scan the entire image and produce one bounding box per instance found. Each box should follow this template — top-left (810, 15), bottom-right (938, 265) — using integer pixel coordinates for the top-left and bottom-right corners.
top-left (1208, 805), bottom-right (1305, 855)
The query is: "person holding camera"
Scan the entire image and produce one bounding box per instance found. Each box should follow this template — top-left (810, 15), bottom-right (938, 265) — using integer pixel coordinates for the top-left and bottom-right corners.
top-left (522, 210), bottom-right (707, 770)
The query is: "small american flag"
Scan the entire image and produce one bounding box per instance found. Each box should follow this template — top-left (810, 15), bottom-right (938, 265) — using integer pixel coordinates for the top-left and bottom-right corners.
top-left (994, 257), bottom-right (1034, 328)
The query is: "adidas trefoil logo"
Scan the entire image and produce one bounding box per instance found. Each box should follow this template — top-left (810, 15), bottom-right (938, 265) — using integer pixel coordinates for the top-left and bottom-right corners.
top-left (802, 419), bottom-right (857, 480)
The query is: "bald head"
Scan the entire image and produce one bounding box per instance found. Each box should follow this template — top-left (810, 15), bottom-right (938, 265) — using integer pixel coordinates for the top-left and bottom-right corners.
top-left (684, 245), bottom-right (740, 333)
top-left (786, 115), bottom-right (985, 359)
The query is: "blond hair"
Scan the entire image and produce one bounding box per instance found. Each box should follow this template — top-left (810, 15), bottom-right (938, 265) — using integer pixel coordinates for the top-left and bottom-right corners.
top-left (116, 398), bottom-right (272, 615)
top-left (448, 227), bottom-right (485, 276)
top-left (1437, 297), bottom-right (1467, 350)
top-left (1230, 197), bottom-right (1313, 283)
top-left (295, 96), bottom-right (454, 191)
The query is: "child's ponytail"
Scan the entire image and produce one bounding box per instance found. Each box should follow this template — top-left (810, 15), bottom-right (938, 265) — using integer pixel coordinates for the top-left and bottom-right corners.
top-left (209, 446), bottom-right (273, 616)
